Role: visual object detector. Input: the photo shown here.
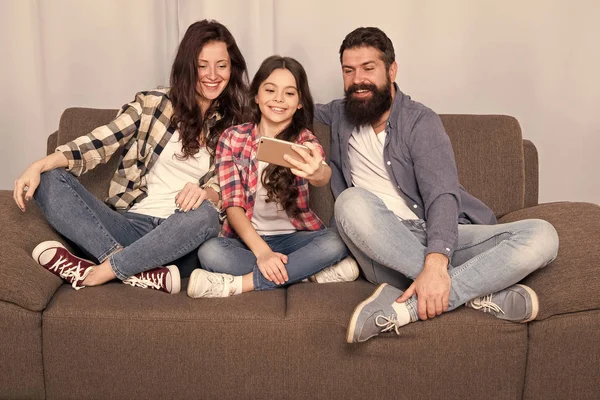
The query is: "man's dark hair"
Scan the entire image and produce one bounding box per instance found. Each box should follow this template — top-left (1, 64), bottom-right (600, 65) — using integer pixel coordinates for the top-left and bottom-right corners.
top-left (339, 27), bottom-right (395, 69)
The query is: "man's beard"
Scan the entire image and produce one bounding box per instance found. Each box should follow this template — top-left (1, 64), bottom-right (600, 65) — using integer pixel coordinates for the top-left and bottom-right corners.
top-left (344, 78), bottom-right (393, 128)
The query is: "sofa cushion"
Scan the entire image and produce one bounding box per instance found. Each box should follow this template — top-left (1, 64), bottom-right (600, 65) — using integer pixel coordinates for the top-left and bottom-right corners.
top-left (0, 191), bottom-right (64, 311)
top-left (440, 114), bottom-right (525, 218)
top-left (285, 281), bottom-right (527, 400)
top-left (499, 202), bottom-right (600, 320)
top-left (42, 282), bottom-right (290, 399)
top-left (0, 301), bottom-right (45, 399)
top-left (523, 310), bottom-right (600, 400)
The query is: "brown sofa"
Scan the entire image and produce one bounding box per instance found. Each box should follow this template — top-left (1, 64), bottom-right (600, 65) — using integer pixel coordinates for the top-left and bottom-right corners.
top-left (1, 108), bottom-right (599, 400)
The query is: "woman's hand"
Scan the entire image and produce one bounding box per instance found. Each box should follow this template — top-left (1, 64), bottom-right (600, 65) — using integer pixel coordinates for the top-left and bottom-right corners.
top-left (175, 183), bottom-right (213, 212)
top-left (14, 163), bottom-right (43, 212)
top-left (284, 142), bottom-right (330, 186)
top-left (256, 250), bottom-right (289, 285)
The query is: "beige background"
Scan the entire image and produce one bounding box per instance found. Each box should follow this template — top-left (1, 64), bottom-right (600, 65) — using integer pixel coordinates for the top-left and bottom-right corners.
top-left (1, 0), bottom-right (598, 205)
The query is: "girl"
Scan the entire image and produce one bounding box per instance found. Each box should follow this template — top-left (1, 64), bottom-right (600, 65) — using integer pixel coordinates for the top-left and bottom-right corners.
top-left (190, 56), bottom-right (358, 298)
top-left (13, 20), bottom-right (249, 294)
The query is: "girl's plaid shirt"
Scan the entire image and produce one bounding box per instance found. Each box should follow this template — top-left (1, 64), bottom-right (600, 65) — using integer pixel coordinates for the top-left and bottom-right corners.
top-left (217, 122), bottom-right (326, 238)
top-left (56, 89), bottom-right (220, 210)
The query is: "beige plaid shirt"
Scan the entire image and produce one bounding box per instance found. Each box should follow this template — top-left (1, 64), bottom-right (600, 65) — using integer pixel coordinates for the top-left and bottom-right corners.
top-left (57, 88), bottom-right (220, 210)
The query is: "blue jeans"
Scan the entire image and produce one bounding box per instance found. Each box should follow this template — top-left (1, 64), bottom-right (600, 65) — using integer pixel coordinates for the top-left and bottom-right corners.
top-left (197, 229), bottom-right (349, 291)
top-left (334, 187), bottom-right (559, 313)
top-left (34, 168), bottom-right (220, 280)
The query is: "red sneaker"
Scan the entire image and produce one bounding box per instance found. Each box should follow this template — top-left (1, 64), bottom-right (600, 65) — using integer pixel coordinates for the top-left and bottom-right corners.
top-left (32, 241), bottom-right (95, 290)
top-left (122, 266), bottom-right (181, 294)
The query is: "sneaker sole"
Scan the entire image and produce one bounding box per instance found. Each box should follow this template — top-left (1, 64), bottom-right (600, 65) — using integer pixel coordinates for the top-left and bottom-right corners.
top-left (32, 240), bottom-right (66, 264)
top-left (166, 265), bottom-right (181, 295)
top-left (187, 269), bottom-right (202, 298)
top-left (347, 258), bottom-right (360, 281)
top-left (31, 240), bottom-right (94, 266)
top-left (346, 283), bottom-right (389, 343)
top-left (516, 284), bottom-right (539, 323)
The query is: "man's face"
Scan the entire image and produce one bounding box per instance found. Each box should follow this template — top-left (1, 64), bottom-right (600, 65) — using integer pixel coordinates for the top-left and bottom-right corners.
top-left (341, 46), bottom-right (396, 127)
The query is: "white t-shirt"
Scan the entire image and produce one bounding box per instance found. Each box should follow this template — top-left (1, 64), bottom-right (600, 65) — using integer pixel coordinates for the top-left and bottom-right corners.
top-left (250, 161), bottom-right (296, 235)
top-left (348, 124), bottom-right (418, 220)
top-left (129, 131), bottom-right (211, 219)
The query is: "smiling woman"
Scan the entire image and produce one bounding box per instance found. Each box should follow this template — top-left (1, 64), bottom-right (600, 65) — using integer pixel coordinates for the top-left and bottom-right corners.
top-left (13, 20), bottom-right (250, 295)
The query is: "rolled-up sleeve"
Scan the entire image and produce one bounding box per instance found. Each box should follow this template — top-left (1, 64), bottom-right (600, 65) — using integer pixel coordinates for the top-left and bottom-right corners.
top-left (216, 128), bottom-right (246, 211)
top-left (56, 93), bottom-right (144, 176)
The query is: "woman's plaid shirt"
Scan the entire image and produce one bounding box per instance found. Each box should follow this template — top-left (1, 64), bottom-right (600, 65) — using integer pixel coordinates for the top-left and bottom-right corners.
top-left (217, 123), bottom-right (326, 238)
top-left (56, 89), bottom-right (220, 210)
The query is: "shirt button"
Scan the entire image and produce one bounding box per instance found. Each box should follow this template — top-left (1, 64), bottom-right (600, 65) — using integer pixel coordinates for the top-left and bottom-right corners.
top-left (446, 247), bottom-right (450, 252)
top-left (413, 204), bottom-right (418, 208)
top-left (386, 161), bottom-right (391, 166)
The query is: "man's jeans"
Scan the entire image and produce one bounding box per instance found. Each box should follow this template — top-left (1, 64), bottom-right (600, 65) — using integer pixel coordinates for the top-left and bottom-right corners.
top-left (334, 187), bottom-right (559, 313)
top-left (34, 168), bottom-right (220, 280)
top-left (197, 229), bottom-right (349, 291)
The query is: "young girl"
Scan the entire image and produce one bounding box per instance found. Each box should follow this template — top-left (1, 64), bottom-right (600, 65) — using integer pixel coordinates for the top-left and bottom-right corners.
top-left (14, 20), bottom-right (249, 294)
top-left (190, 56), bottom-right (358, 298)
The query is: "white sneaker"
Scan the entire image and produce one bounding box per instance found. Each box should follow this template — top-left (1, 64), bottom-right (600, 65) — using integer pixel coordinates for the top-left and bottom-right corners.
top-left (187, 269), bottom-right (236, 298)
top-left (310, 256), bottom-right (359, 283)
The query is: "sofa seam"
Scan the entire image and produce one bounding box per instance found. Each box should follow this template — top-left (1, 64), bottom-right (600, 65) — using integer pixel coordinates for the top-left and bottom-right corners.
top-left (533, 308), bottom-right (600, 322)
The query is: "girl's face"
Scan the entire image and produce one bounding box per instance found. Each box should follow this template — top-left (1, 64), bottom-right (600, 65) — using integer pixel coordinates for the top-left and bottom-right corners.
top-left (255, 68), bottom-right (301, 127)
top-left (196, 41), bottom-right (231, 102)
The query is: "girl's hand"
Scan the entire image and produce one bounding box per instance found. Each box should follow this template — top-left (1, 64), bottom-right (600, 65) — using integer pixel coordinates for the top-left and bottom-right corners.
top-left (175, 183), bottom-right (208, 212)
top-left (14, 163), bottom-right (43, 212)
top-left (284, 142), bottom-right (326, 181)
top-left (256, 250), bottom-right (289, 285)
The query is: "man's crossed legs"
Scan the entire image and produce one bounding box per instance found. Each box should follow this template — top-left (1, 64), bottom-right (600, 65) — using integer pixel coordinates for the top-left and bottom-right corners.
top-left (335, 187), bottom-right (559, 343)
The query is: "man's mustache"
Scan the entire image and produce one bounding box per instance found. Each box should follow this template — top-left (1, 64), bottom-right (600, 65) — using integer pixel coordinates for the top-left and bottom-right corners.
top-left (346, 83), bottom-right (377, 95)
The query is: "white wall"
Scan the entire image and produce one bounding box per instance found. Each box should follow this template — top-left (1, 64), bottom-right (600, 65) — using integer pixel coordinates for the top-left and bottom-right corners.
top-left (2, 0), bottom-right (599, 204)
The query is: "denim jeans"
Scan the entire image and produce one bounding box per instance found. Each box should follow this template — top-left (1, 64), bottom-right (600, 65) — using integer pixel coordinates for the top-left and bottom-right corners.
top-left (334, 187), bottom-right (559, 313)
top-left (34, 168), bottom-right (220, 280)
top-left (197, 228), bottom-right (349, 291)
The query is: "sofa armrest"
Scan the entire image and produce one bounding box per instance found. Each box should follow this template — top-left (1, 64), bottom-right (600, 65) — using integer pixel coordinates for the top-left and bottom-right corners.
top-left (499, 201), bottom-right (600, 320)
top-left (0, 191), bottom-right (64, 311)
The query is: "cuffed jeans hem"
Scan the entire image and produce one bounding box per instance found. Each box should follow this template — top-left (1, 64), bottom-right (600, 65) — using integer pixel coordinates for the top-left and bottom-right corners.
top-left (252, 267), bottom-right (273, 291)
top-left (97, 244), bottom-right (123, 264)
top-left (108, 255), bottom-right (129, 281)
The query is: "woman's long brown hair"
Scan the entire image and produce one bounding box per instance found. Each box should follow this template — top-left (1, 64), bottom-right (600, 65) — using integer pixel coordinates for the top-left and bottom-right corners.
top-left (170, 20), bottom-right (249, 158)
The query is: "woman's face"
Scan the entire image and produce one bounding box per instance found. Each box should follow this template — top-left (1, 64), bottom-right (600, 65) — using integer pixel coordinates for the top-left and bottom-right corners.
top-left (196, 41), bottom-right (231, 102)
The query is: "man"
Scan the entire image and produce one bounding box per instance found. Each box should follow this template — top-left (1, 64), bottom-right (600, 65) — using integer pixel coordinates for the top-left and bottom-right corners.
top-left (315, 27), bottom-right (559, 343)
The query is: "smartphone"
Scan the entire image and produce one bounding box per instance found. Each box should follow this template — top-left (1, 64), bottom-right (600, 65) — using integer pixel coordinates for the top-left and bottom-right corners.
top-left (256, 137), bottom-right (310, 169)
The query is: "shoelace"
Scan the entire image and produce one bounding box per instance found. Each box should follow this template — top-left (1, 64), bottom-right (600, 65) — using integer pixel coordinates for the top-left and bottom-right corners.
top-left (469, 294), bottom-right (505, 315)
top-left (49, 256), bottom-right (92, 290)
top-left (124, 272), bottom-right (164, 290)
top-left (319, 265), bottom-right (343, 282)
top-left (375, 315), bottom-right (402, 335)
top-left (205, 273), bottom-right (233, 297)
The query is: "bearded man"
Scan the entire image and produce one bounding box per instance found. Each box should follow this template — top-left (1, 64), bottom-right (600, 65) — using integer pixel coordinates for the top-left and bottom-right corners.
top-left (315, 27), bottom-right (559, 343)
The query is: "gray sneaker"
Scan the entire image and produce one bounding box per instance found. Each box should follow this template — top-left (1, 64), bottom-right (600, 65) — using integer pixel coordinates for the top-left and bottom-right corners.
top-left (466, 284), bottom-right (539, 323)
top-left (346, 283), bottom-right (412, 343)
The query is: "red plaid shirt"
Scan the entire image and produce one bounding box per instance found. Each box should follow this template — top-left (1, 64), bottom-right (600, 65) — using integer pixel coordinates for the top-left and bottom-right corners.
top-left (217, 123), bottom-right (326, 238)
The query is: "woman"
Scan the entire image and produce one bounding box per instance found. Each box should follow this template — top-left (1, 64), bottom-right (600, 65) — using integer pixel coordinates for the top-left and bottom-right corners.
top-left (189, 56), bottom-right (358, 298)
top-left (13, 20), bottom-right (249, 294)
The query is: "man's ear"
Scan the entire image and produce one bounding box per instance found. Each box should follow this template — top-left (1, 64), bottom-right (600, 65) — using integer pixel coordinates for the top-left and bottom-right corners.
top-left (388, 61), bottom-right (398, 84)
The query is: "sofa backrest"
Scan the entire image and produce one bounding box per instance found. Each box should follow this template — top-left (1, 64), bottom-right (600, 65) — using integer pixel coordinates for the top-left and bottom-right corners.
top-left (50, 108), bottom-right (531, 221)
